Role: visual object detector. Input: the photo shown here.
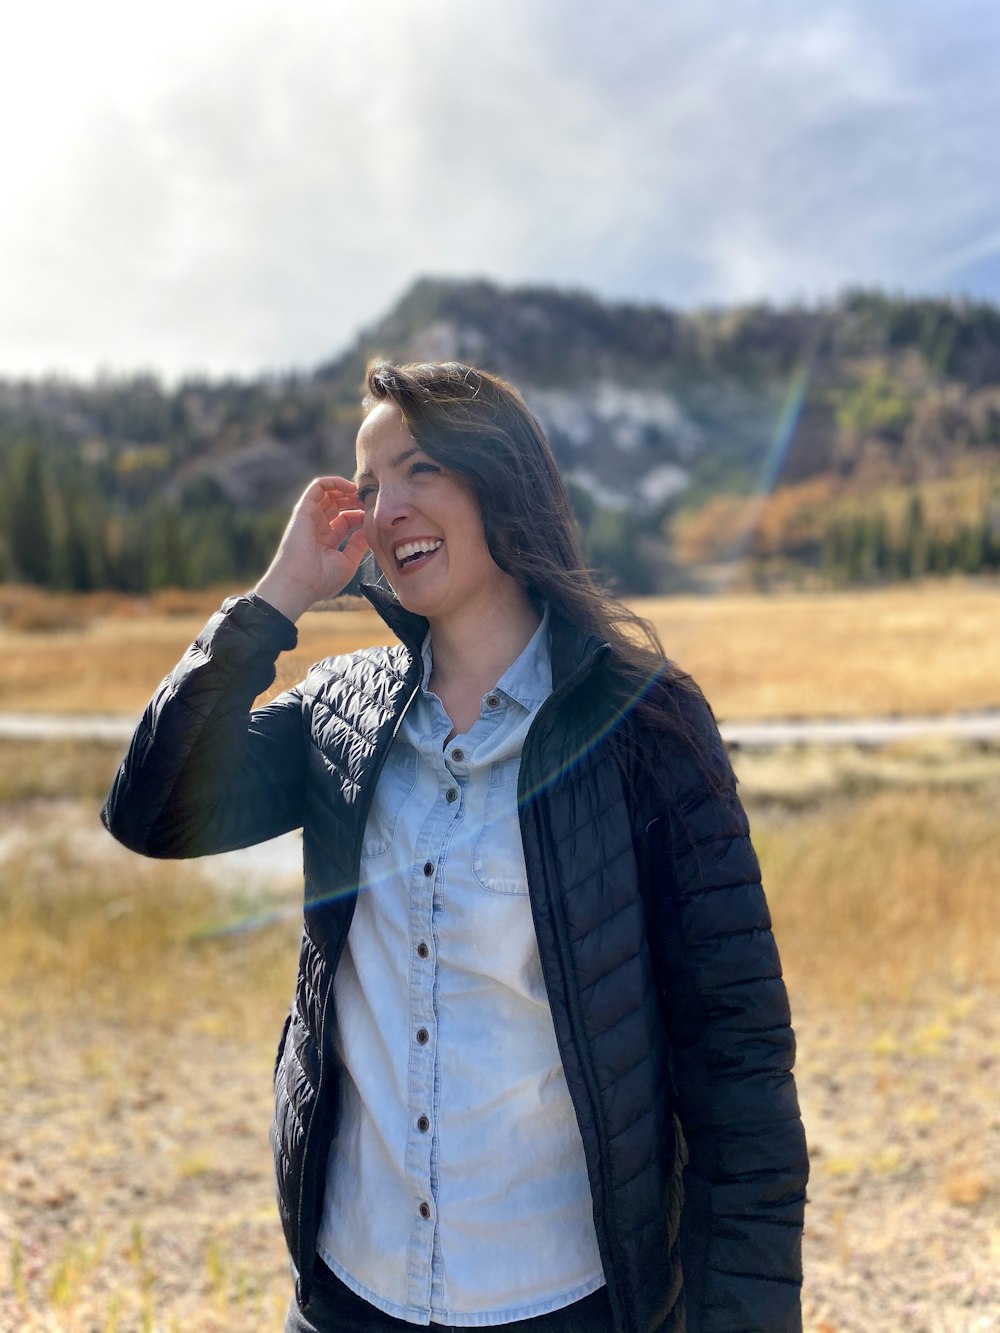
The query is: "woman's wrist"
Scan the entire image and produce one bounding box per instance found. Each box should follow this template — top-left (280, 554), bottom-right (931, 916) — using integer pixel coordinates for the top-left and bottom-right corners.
top-left (252, 571), bottom-right (316, 624)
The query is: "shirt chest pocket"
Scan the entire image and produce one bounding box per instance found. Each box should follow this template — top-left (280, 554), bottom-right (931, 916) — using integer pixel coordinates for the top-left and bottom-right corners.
top-left (362, 744), bottom-right (418, 859)
top-left (473, 757), bottom-right (529, 896)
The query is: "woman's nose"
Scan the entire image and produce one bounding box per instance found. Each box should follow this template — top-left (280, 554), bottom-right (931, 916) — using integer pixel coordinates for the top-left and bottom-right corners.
top-left (371, 482), bottom-right (412, 529)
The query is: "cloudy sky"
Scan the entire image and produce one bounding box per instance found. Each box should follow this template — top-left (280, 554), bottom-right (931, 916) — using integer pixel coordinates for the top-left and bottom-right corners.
top-left (2, 0), bottom-right (999, 380)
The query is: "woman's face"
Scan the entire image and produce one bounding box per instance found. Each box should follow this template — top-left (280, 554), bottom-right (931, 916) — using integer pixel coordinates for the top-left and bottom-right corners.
top-left (354, 403), bottom-right (518, 625)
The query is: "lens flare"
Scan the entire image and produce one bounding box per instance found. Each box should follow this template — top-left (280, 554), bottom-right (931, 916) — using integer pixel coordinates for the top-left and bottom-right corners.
top-left (187, 905), bottom-right (300, 941)
top-left (719, 357), bottom-right (814, 572)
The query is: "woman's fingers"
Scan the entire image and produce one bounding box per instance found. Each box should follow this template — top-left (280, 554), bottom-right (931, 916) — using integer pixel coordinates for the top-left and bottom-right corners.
top-left (306, 478), bottom-right (364, 528)
top-left (324, 506), bottom-right (367, 550)
top-left (299, 477), bottom-right (354, 516)
top-left (305, 475), bottom-right (359, 505)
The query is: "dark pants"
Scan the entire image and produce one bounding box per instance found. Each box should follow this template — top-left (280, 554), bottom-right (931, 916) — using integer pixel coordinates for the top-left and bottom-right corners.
top-left (284, 1259), bottom-right (615, 1332)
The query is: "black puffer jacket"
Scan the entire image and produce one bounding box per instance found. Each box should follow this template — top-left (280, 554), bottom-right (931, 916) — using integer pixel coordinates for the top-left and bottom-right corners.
top-left (102, 589), bottom-right (808, 1333)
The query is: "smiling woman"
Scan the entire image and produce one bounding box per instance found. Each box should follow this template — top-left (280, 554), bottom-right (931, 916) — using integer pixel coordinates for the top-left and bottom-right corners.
top-left (102, 360), bottom-right (808, 1333)
top-left (354, 402), bottom-right (523, 626)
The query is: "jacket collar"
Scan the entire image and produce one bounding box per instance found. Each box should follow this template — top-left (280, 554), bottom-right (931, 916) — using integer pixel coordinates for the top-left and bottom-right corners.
top-left (359, 583), bottom-right (609, 690)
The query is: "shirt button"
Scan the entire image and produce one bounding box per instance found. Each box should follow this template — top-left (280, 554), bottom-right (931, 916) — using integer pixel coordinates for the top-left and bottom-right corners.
top-left (423, 861), bottom-right (434, 877)
top-left (419, 1202), bottom-right (431, 1220)
top-left (486, 694), bottom-right (500, 709)
top-left (417, 1115), bottom-right (430, 1133)
top-left (451, 748), bottom-right (465, 762)
top-left (416, 942), bottom-right (429, 959)
top-left (416, 1028), bottom-right (429, 1045)
top-left (446, 787), bottom-right (458, 803)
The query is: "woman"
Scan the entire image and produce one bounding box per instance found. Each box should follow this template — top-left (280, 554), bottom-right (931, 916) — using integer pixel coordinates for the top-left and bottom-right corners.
top-left (103, 361), bottom-right (808, 1333)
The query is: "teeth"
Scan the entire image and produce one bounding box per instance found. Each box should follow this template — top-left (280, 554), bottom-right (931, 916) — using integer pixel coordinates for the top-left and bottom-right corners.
top-left (395, 539), bottom-right (443, 562)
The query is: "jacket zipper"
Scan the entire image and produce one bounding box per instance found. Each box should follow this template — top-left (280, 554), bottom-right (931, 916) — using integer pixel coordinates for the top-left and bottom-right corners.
top-left (519, 645), bottom-right (633, 1333)
top-left (295, 660), bottom-right (424, 1293)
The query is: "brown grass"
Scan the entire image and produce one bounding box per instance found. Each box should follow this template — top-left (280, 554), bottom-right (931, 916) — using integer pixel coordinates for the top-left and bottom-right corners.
top-left (639, 579), bottom-right (1000, 719)
top-left (732, 736), bottom-right (1000, 805)
top-left (0, 829), bottom-right (298, 1331)
top-left (0, 584), bottom-right (135, 632)
top-left (0, 579), bottom-right (997, 718)
top-left (0, 739), bottom-right (122, 803)
top-left (0, 827), bottom-right (298, 1026)
top-left (1, 750), bottom-right (997, 1328)
top-left (0, 599), bottom-right (390, 715)
top-left (749, 783), bottom-right (1000, 1005)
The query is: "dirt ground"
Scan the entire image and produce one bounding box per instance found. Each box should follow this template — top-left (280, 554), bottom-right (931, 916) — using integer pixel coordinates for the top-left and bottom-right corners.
top-left (796, 989), bottom-right (999, 1332)
top-left (1, 1005), bottom-right (294, 1331)
top-left (2, 969), bottom-right (997, 1331)
top-left (1, 783), bottom-right (997, 1332)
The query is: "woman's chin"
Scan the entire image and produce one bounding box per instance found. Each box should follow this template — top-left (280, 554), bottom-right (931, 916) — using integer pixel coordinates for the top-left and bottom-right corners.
top-left (383, 575), bottom-right (425, 613)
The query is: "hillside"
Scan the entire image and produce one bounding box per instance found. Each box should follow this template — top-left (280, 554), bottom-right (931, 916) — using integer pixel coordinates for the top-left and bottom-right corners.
top-left (2, 280), bottom-right (999, 592)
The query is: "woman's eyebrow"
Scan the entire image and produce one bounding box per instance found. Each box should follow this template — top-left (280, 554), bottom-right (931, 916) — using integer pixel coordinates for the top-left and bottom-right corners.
top-left (354, 446), bottom-right (420, 485)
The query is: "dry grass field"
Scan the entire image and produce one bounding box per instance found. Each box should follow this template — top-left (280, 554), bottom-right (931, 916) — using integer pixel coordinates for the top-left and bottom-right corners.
top-left (1, 580), bottom-right (998, 1330)
top-left (639, 579), bottom-right (1000, 719)
top-left (0, 578), bottom-right (997, 718)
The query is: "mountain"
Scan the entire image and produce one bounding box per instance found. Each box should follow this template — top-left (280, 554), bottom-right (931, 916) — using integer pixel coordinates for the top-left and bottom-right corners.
top-left (2, 279), bottom-right (999, 592)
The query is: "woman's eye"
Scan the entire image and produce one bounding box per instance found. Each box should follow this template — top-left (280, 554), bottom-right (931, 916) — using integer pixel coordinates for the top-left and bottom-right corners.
top-left (355, 462), bottom-right (437, 504)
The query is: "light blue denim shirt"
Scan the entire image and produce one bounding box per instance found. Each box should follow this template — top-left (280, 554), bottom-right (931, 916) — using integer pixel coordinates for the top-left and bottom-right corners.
top-left (317, 610), bottom-right (605, 1326)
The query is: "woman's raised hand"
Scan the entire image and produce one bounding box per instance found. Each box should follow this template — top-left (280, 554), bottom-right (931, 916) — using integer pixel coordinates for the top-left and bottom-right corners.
top-left (253, 476), bottom-right (369, 623)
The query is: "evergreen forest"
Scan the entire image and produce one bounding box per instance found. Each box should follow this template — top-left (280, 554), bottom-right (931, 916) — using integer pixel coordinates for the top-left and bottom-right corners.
top-left (2, 280), bottom-right (999, 595)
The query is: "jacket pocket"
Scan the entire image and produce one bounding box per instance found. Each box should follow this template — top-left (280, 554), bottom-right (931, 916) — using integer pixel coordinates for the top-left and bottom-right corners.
top-left (472, 757), bottom-right (528, 895)
top-left (362, 743), bottom-right (418, 858)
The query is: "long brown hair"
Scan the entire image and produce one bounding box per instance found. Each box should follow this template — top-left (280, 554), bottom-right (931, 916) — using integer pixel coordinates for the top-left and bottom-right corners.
top-left (362, 360), bottom-right (728, 777)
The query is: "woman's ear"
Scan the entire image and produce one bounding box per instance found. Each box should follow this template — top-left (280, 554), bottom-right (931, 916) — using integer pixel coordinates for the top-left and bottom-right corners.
top-left (484, 517), bottom-right (521, 577)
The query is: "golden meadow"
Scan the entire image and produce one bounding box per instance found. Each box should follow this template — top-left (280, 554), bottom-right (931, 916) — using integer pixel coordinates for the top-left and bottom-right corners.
top-left (3, 579), bottom-right (998, 1008)
top-left (1, 580), bottom-right (997, 1330)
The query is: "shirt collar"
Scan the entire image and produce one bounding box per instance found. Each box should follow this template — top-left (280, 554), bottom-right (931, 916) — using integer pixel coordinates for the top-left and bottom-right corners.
top-left (419, 605), bottom-right (552, 711)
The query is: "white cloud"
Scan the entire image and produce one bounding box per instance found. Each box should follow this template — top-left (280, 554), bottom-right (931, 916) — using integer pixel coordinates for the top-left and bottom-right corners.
top-left (1, 0), bottom-right (998, 378)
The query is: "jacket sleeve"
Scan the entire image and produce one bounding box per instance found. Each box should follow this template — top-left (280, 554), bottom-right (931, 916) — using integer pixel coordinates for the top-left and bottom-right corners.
top-left (101, 594), bottom-right (307, 859)
top-left (638, 691), bottom-right (808, 1333)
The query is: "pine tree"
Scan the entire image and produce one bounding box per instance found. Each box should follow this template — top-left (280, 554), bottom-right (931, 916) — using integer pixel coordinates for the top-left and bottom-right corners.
top-left (904, 493), bottom-right (927, 580)
top-left (147, 504), bottom-right (187, 588)
top-left (958, 520), bottom-right (986, 574)
top-left (7, 443), bottom-right (54, 586)
top-left (58, 488), bottom-right (106, 590)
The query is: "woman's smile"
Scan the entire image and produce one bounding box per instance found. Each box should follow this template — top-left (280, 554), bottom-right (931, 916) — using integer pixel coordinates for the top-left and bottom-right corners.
top-left (393, 537), bottom-right (444, 572)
